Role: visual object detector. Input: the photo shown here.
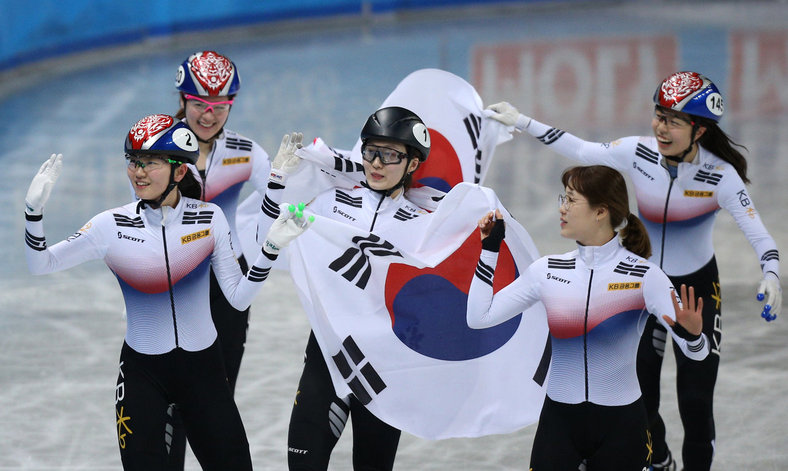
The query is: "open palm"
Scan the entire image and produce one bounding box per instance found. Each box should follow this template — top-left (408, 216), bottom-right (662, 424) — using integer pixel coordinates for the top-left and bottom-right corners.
top-left (662, 284), bottom-right (703, 336)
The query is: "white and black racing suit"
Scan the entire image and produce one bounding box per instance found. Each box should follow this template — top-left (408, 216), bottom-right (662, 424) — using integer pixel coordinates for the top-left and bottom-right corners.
top-left (260, 178), bottom-right (427, 470)
top-left (521, 118), bottom-right (779, 469)
top-left (25, 196), bottom-right (274, 470)
top-left (467, 236), bottom-right (709, 470)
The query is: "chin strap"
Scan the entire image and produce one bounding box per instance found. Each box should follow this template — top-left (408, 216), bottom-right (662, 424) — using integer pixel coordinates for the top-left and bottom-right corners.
top-left (138, 165), bottom-right (179, 210)
top-left (663, 123), bottom-right (701, 164)
top-left (362, 162), bottom-right (415, 197)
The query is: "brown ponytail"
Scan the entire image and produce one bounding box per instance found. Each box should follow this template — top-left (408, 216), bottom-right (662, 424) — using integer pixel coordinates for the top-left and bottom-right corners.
top-left (620, 213), bottom-right (652, 259)
top-left (561, 165), bottom-right (652, 258)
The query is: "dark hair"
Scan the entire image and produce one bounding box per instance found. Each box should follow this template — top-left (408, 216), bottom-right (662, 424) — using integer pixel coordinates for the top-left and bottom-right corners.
top-left (561, 165), bottom-right (652, 258)
top-left (176, 165), bottom-right (202, 199)
top-left (402, 155), bottom-right (423, 190)
top-left (696, 117), bottom-right (750, 184)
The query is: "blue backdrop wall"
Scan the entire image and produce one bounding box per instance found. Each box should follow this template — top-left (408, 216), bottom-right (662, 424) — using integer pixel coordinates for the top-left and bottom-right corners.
top-left (0, 0), bottom-right (565, 71)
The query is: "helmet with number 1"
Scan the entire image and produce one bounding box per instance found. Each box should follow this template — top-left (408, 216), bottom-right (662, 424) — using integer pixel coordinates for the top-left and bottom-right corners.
top-left (124, 114), bottom-right (199, 164)
top-left (361, 106), bottom-right (431, 161)
top-left (653, 71), bottom-right (724, 123)
top-left (175, 50), bottom-right (241, 97)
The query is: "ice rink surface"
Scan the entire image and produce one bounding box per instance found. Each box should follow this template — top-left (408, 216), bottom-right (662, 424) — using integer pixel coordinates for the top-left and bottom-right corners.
top-left (1, 1), bottom-right (787, 469)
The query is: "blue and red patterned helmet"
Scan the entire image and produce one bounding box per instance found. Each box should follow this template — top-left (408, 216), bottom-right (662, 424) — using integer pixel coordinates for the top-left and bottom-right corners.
top-left (175, 50), bottom-right (240, 97)
top-left (124, 114), bottom-right (199, 164)
top-left (653, 71), bottom-right (724, 123)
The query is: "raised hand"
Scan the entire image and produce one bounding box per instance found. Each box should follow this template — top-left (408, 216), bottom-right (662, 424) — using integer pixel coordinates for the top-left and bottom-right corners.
top-left (263, 202), bottom-right (314, 255)
top-left (270, 132), bottom-right (303, 184)
top-left (663, 284), bottom-right (703, 338)
top-left (478, 209), bottom-right (505, 252)
top-left (25, 153), bottom-right (63, 215)
top-left (485, 102), bottom-right (532, 132)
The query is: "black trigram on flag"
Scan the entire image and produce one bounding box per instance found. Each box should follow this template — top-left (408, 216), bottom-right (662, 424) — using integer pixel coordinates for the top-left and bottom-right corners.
top-left (331, 154), bottom-right (364, 173)
top-left (462, 113), bottom-right (483, 183)
top-left (328, 234), bottom-right (403, 289)
top-left (332, 336), bottom-right (387, 405)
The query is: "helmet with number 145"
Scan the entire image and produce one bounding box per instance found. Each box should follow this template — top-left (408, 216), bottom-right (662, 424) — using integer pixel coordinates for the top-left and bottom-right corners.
top-left (124, 114), bottom-right (199, 164)
top-left (361, 106), bottom-right (431, 161)
top-left (175, 50), bottom-right (241, 97)
top-left (653, 71), bottom-right (724, 123)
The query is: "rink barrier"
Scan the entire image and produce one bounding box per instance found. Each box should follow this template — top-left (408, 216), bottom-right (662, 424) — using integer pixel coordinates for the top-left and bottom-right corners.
top-left (0, 0), bottom-right (584, 72)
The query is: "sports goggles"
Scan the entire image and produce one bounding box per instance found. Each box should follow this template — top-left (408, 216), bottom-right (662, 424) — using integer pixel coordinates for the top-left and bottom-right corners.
top-left (184, 93), bottom-right (234, 114)
top-left (361, 145), bottom-right (409, 165)
top-left (126, 155), bottom-right (180, 171)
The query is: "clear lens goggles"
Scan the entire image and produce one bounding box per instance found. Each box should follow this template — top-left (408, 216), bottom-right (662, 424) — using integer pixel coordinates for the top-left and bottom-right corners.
top-left (126, 155), bottom-right (179, 171)
top-left (361, 145), bottom-right (408, 165)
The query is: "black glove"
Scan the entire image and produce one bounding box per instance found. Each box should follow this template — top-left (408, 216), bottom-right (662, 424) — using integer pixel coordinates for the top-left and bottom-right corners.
top-left (481, 218), bottom-right (505, 252)
top-left (670, 321), bottom-right (701, 342)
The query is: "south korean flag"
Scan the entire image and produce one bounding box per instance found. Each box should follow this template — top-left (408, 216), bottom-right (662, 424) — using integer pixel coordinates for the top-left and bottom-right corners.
top-left (288, 183), bottom-right (549, 440)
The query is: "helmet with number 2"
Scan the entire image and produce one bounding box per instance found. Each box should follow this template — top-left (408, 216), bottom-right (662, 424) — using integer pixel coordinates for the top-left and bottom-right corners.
top-left (653, 71), bottom-right (724, 123)
top-left (175, 50), bottom-right (241, 97)
top-left (124, 114), bottom-right (199, 164)
top-left (361, 106), bottom-right (431, 161)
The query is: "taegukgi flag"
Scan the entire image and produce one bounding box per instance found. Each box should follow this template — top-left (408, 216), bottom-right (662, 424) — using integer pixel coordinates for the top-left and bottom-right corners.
top-left (235, 68), bottom-right (515, 261)
top-left (289, 182), bottom-right (549, 439)
top-left (351, 67), bottom-right (515, 189)
top-left (237, 68), bottom-right (548, 438)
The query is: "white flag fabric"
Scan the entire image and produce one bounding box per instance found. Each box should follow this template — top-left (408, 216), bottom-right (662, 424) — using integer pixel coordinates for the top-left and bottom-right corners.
top-left (235, 68), bottom-right (514, 262)
top-left (351, 68), bottom-right (514, 188)
top-left (290, 183), bottom-right (549, 439)
top-left (235, 68), bottom-right (548, 438)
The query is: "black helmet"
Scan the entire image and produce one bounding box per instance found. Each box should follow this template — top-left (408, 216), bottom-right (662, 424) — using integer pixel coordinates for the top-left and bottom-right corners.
top-left (360, 106), bottom-right (430, 161)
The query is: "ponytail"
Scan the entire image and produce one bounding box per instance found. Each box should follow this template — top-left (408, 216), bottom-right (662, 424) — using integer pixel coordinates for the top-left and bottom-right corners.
top-left (177, 167), bottom-right (202, 200)
top-left (175, 92), bottom-right (187, 120)
top-left (619, 213), bottom-right (651, 259)
top-left (561, 166), bottom-right (653, 258)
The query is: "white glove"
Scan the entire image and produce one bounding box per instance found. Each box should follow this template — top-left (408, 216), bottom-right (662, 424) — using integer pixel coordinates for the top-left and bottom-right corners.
top-left (263, 202), bottom-right (313, 255)
top-left (269, 132), bottom-right (303, 184)
top-left (485, 102), bottom-right (531, 132)
top-left (25, 153), bottom-right (63, 215)
top-left (757, 273), bottom-right (782, 321)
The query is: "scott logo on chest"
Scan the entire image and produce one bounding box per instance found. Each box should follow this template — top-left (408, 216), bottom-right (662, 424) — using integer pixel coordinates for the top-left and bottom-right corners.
top-left (546, 272), bottom-right (570, 284)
